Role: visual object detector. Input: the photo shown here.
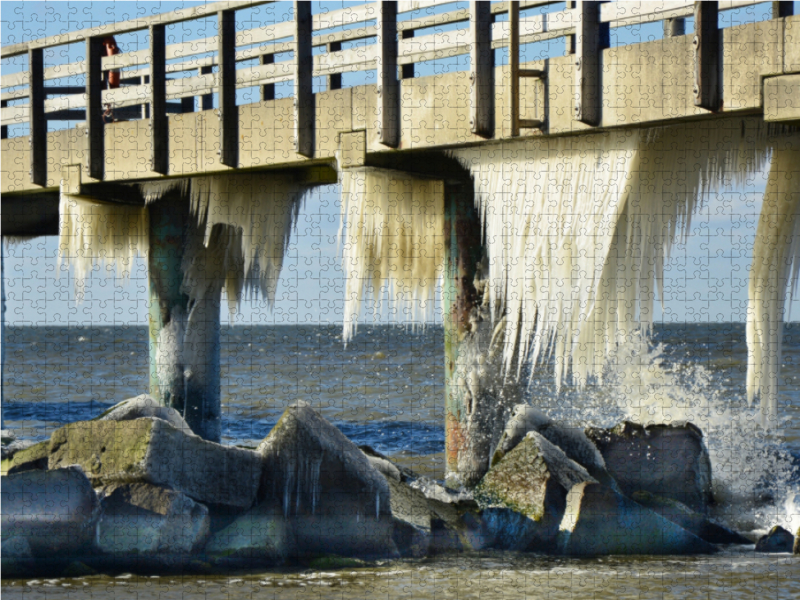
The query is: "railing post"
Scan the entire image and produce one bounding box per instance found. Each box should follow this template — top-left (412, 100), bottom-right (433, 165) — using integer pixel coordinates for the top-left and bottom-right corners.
top-left (1, 100), bottom-right (7, 140)
top-left (470, 1), bottom-right (493, 138)
top-left (294, 0), bottom-right (313, 157)
top-left (509, 1), bottom-right (520, 137)
top-left (565, 0), bottom-right (575, 55)
top-left (772, 2), bottom-right (794, 18)
top-left (574, 0), bottom-right (604, 126)
top-left (693, 1), bottom-right (720, 111)
top-left (218, 9), bottom-right (238, 167)
top-left (86, 36), bottom-right (104, 179)
top-left (150, 24), bottom-right (168, 175)
top-left (663, 18), bottom-right (685, 37)
top-left (200, 66), bottom-right (213, 110)
top-left (261, 54), bottom-right (275, 101)
top-left (401, 30), bottom-right (415, 79)
top-left (28, 47), bottom-right (46, 186)
top-left (328, 42), bottom-right (342, 90)
top-left (377, 1), bottom-right (399, 147)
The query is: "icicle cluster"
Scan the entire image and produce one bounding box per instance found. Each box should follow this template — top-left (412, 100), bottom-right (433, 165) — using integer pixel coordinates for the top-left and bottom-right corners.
top-left (450, 118), bottom-right (773, 390)
top-left (58, 190), bottom-right (148, 300)
top-left (747, 138), bottom-right (800, 425)
top-left (339, 167), bottom-right (445, 342)
top-left (187, 172), bottom-right (308, 310)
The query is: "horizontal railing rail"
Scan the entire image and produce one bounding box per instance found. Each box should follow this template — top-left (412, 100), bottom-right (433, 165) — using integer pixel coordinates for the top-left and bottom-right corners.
top-left (1, 0), bottom-right (792, 183)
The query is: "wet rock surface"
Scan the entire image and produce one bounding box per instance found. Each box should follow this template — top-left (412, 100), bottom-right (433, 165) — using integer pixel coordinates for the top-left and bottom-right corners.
top-left (755, 525), bottom-right (795, 553)
top-left (1, 466), bottom-right (99, 556)
top-left (585, 421), bottom-right (713, 513)
top-left (2, 440), bottom-right (49, 474)
top-left (383, 475), bottom-right (432, 557)
top-left (559, 482), bottom-right (718, 556)
top-left (476, 431), bottom-right (597, 551)
top-left (96, 483), bottom-right (210, 557)
top-left (204, 500), bottom-right (292, 566)
top-left (631, 491), bottom-right (750, 545)
top-left (98, 394), bottom-right (194, 433)
top-left (258, 402), bottom-right (397, 558)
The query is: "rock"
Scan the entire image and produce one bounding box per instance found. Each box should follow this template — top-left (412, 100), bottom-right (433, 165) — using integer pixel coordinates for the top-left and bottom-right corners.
top-left (384, 476), bottom-right (431, 557)
top-left (3, 440), bottom-right (49, 474)
top-left (96, 483), bottom-right (210, 557)
top-left (98, 394), bottom-right (193, 433)
top-left (361, 448), bottom-right (403, 482)
top-left (428, 496), bottom-right (487, 553)
top-left (1, 466), bottom-right (99, 556)
top-left (476, 431), bottom-right (596, 551)
top-left (795, 527), bottom-right (800, 554)
top-left (585, 421), bottom-right (713, 513)
top-left (1, 429), bottom-right (17, 445)
top-left (632, 491), bottom-right (750, 545)
top-left (48, 417), bottom-right (261, 509)
top-left (559, 482), bottom-right (718, 556)
top-left (61, 561), bottom-right (97, 577)
top-left (410, 476), bottom-right (474, 504)
top-left (257, 402), bottom-right (398, 558)
top-left (492, 405), bottom-right (618, 490)
top-left (1, 536), bottom-right (34, 577)
top-left (755, 526), bottom-right (794, 553)
top-left (204, 500), bottom-right (292, 566)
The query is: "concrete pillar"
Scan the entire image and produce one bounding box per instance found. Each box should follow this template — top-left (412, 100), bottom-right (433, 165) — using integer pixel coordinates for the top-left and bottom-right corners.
top-left (147, 194), bottom-right (222, 442)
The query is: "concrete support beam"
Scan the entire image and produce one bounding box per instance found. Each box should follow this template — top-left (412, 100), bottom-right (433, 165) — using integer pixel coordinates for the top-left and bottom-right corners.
top-left (443, 179), bottom-right (484, 488)
top-left (693, 1), bottom-right (720, 111)
top-left (294, 1), bottom-right (313, 157)
top-left (147, 194), bottom-right (222, 442)
top-left (150, 24), bottom-right (168, 175)
top-left (218, 9), bottom-right (238, 167)
top-left (85, 36), bottom-right (104, 180)
top-left (261, 54), bottom-right (275, 101)
top-left (28, 47), bottom-right (46, 186)
top-left (663, 18), bottom-right (685, 38)
top-left (470, 1), bottom-right (493, 137)
top-left (376, 1), bottom-right (399, 148)
top-left (574, 0), bottom-right (608, 126)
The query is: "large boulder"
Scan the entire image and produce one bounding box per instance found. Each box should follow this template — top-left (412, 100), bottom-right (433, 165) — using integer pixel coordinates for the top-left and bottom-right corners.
top-left (559, 482), bottom-right (717, 556)
top-left (632, 491), bottom-right (750, 545)
top-left (384, 476), bottom-right (431, 557)
top-left (48, 417), bottom-right (261, 509)
top-left (492, 405), bottom-right (617, 490)
top-left (755, 526), bottom-right (794, 553)
top-left (98, 394), bottom-right (193, 433)
top-left (1, 536), bottom-right (34, 577)
top-left (795, 527), bottom-right (800, 554)
top-left (204, 500), bottom-right (292, 566)
top-left (476, 431), bottom-right (596, 551)
top-left (3, 440), bottom-right (49, 475)
top-left (96, 483), bottom-right (210, 559)
top-left (1, 466), bottom-right (100, 556)
top-left (257, 402), bottom-right (398, 558)
top-left (585, 421), bottom-right (713, 513)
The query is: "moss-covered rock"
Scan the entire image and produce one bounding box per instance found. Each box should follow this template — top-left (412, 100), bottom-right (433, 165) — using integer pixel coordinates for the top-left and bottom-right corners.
top-left (559, 482), bottom-right (718, 555)
top-left (48, 417), bottom-right (261, 508)
top-left (755, 525), bottom-right (794, 553)
top-left (631, 491), bottom-right (750, 544)
top-left (3, 440), bottom-right (49, 474)
top-left (476, 431), bottom-right (596, 551)
top-left (585, 421), bottom-right (713, 513)
top-left (257, 402), bottom-right (398, 558)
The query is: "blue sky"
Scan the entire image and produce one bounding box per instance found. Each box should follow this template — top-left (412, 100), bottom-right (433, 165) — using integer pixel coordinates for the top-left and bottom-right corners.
top-left (1, 1), bottom-right (797, 325)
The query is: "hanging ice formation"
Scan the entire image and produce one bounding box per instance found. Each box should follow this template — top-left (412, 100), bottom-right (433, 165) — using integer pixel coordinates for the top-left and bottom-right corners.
top-left (449, 118), bottom-right (774, 392)
top-left (186, 172), bottom-right (308, 310)
top-left (58, 187), bottom-right (149, 301)
top-left (339, 167), bottom-right (445, 342)
top-left (747, 138), bottom-right (800, 426)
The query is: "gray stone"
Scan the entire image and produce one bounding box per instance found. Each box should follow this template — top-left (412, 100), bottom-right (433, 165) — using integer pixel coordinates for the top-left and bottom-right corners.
top-left (384, 475), bottom-right (431, 557)
top-left (204, 501), bottom-right (292, 565)
top-left (48, 417), bottom-right (261, 509)
top-left (427, 496), bottom-right (487, 553)
top-left (476, 431), bottom-right (596, 551)
top-left (98, 394), bottom-right (194, 433)
top-left (632, 491), bottom-right (750, 545)
top-left (795, 527), bottom-right (800, 555)
top-left (492, 405), bottom-right (617, 490)
top-left (96, 483), bottom-right (210, 557)
top-left (257, 402), bottom-right (398, 558)
top-left (559, 482), bottom-right (718, 556)
top-left (3, 440), bottom-right (48, 474)
top-left (1, 429), bottom-right (17, 445)
top-left (1, 466), bottom-right (99, 556)
top-left (755, 526), bottom-right (794, 553)
top-left (1, 536), bottom-right (34, 576)
top-left (585, 421), bottom-right (713, 513)
top-left (360, 445), bottom-right (416, 481)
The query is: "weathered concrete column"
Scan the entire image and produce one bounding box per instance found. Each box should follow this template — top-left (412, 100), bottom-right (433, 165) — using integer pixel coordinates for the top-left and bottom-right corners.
top-left (147, 194), bottom-right (222, 442)
top-left (443, 181), bottom-right (522, 489)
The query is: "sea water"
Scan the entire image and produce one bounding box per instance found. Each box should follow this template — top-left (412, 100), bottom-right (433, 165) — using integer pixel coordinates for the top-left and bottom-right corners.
top-left (2, 323), bottom-right (800, 598)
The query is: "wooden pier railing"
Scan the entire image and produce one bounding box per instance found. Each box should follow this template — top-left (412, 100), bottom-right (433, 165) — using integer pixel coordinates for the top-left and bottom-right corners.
top-left (1, 0), bottom-right (793, 184)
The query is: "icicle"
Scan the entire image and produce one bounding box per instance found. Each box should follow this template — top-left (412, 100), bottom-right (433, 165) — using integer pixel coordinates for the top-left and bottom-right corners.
top-left (339, 167), bottom-right (445, 342)
top-left (450, 117), bottom-right (775, 390)
top-left (58, 188), bottom-right (148, 301)
top-left (138, 179), bottom-right (189, 205)
top-left (747, 138), bottom-right (800, 427)
top-left (188, 172), bottom-right (308, 309)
